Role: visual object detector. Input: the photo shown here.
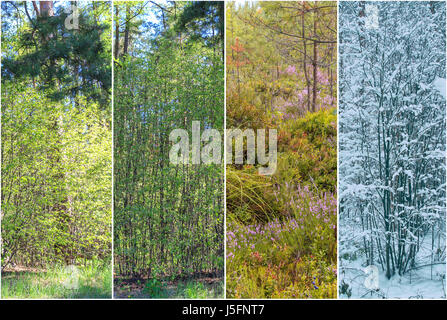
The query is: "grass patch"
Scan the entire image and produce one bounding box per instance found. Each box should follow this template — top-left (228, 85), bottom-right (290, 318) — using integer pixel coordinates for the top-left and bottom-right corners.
top-left (172, 280), bottom-right (223, 299)
top-left (1, 260), bottom-right (112, 299)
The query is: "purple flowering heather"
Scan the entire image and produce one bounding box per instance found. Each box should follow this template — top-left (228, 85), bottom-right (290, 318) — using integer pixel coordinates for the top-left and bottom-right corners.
top-left (227, 185), bottom-right (337, 259)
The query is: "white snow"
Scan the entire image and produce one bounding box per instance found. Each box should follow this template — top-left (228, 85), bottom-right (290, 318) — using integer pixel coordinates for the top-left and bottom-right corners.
top-left (340, 259), bottom-right (445, 299)
top-left (339, 228), bottom-right (446, 299)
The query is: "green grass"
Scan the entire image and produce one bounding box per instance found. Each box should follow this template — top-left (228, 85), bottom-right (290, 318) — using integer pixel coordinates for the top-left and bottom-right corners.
top-left (1, 260), bottom-right (112, 299)
top-left (143, 278), bottom-right (224, 299)
top-left (173, 280), bottom-right (224, 299)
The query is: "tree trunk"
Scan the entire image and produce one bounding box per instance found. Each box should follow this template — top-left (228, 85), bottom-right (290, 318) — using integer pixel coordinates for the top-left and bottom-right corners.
top-left (114, 6), bottom-right (120, 60)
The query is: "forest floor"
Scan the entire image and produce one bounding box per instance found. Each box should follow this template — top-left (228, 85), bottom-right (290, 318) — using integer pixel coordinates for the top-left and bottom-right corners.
top-left (114, 275), bottom-right (224, 299)
top-left (1, 263), bottom-right (112, 299)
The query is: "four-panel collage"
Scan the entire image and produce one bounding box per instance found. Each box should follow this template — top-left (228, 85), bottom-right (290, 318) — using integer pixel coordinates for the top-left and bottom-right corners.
top-left (0, 0), bottom-right (446, 302)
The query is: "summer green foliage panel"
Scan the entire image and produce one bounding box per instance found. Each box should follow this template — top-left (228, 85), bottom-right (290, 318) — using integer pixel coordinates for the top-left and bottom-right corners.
top-left (1, 1), bottom-right (112, 269)
top-left (114, 1), bottom-right (224, 279)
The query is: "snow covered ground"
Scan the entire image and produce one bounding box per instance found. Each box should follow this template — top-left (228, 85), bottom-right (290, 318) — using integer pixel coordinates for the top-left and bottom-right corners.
top-left (339, 222), bottom-right (446, 299)
top-left (340, 258), bottom-right (445, 299)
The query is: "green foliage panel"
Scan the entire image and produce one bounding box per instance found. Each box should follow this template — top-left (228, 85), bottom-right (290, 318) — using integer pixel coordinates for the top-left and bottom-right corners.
top-left (114, 28), bottom-right (224, 279)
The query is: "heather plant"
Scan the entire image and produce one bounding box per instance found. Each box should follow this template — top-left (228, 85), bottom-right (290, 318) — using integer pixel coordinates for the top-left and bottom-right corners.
top-left (226, 109), bottom-right (336, 224)
top-left (227, 184), bottom-right (337, 298)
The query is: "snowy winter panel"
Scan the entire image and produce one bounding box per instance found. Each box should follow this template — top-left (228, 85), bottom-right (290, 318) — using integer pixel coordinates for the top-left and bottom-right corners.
top-left (339, 1), bottom-right (446, 299)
